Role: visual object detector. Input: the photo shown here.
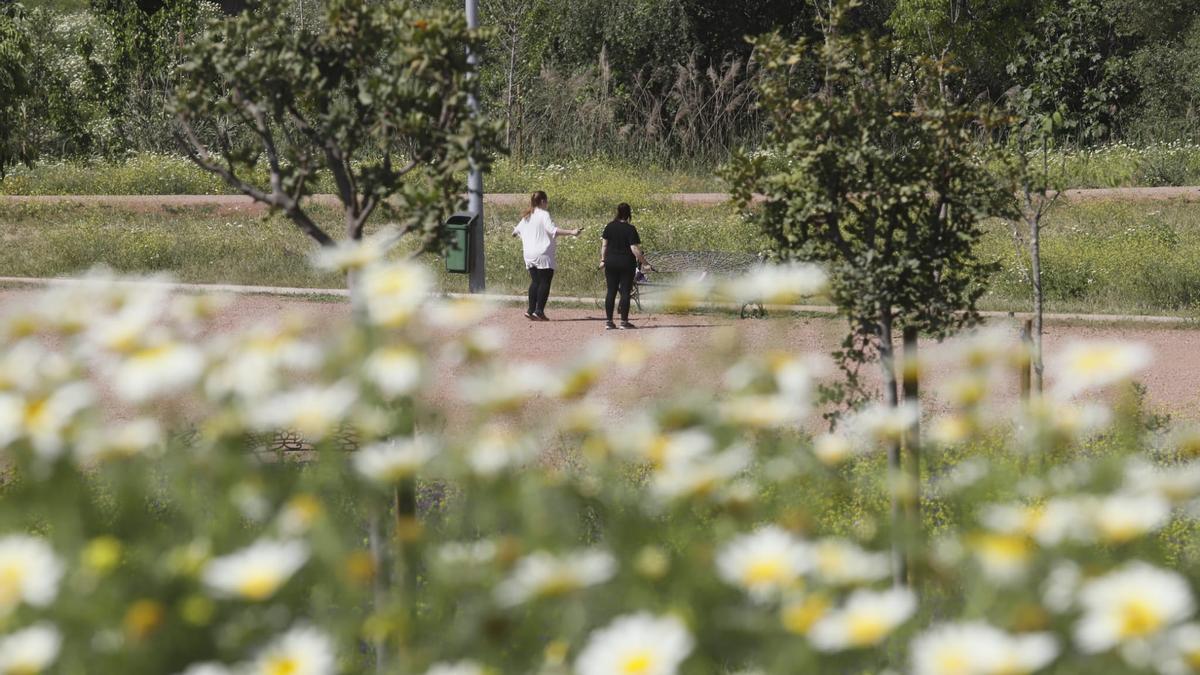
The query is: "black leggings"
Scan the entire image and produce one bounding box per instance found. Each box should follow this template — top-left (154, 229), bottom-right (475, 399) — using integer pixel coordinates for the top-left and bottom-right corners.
top-left (527, 266), bottom-right (554, 315)
top-left (604, 264), bottom-right (635, 322)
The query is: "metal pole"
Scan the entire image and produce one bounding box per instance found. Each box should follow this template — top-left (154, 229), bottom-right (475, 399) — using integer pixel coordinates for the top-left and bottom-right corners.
top-left (465, 0), bottom-right (486, 293)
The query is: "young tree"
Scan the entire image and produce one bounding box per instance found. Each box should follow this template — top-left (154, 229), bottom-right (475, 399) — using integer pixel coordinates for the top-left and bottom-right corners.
top-left (173, 0), bottom-right (503, 275)
top-left (0, 2), bottom-right (33, 178)
top-left (725, 5), bottom-right (1011, 583)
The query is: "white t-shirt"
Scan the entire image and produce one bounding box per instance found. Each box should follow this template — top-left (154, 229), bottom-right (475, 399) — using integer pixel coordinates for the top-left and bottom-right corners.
top-left (513, 207), bottom-right (559, 269)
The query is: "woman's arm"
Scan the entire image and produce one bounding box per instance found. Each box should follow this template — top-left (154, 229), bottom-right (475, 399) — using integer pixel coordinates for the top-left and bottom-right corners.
top-left (631, 244), bottom-right (654, 270)
top-left (553, 226), bottom-right (583, 238)
top-left (599, 239), bottom-right (608, 268)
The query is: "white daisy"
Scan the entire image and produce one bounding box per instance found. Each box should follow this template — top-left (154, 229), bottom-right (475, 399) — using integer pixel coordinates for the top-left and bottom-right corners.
top-left (360, 262), bottom-right (432, 327)
top-left (575, 612), bottom-right (694, 675)
top-left (1051, 340), bottom-right (1152, 397)
top-left (719, 394), bottom-right (806, 429)
top-left (715, 525), bottom-right (811, 601)
top-left (0, 623), bottom-right (62, 675)
top-left (74, 417), bottom-right (163, 463)
top-left (1124, 459), bottom-right (1200, 504)
top-left (980, 499), bottom-right (1085, 547)
top-left (724, 263), bottom-right (828, 305)
top-left (202, 539), bottom-right (309, 601)
top-left (0, 382), bottom-right (95, 458)
top-left (811, 432), bottom-right (862, 466)
top-left (466, 425), bottom-right (537, 478)
top-left (969, 533), bottom-right (1035, 584)
top-left (310, 230), bottom-right (391, 272)
top-left (1074, 562), bottom-right (1195, 654)
top-left (250, 383), bottom-right (357, 441)
top-left (1157, 623), bottom-right (1200, 675)
top-left (809, 538), bottom-right (891, 587)
top-left (1088, 493), bottom-right (1171, 544)
top-left (248, 626), bottom-right (335, 675)
top-left (0, 536), bottom-right (63, 616)
top-left (911, 622), bottom-right (1057, 675)
top-left (651, 445), bottom-right (751, 501)
top-left (174, 663), bottom-right (233, 675)
top-left (844, 402), bottom-right (919, 446)
top-left (807, 587), bottom-right (917, 651)
top-left (113, 341), bottom-right (205, 403)
top-left (353, 437), bottom-right (436, 484)
top-left (494, 549), bottom-right (616, 606)
top-left (364, 346), bottom-right (423, 398)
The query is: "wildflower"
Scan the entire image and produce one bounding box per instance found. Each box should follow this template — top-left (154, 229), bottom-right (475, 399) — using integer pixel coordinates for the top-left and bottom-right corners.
top-left (113, 341), bottom-right (205, 403)
top-left (0, 536), bottom-right (64, 616)
top-left (74, 417), bottom-right (162, 463)
top-left (205, 325), bottom-right (322, 400)
top-left (436, 540), bottom-right (498, 567)
top-left (0, 382), bottom-right (94, 458)
top-left (1020, 399), bottom-right (1111, 442)
top-left (1157, 623), bottom-right (1200, 675)
top-left (809, 539), bottom-right (890, 587)
top-left (459, 363), bottom-right (552, 413)
top-left (250, 383), bottom-right (357, 441)
top-left (1074, 562), bottom-right (1194, 654)
top-left (724, 263), bottom-right (828, 305)
top-left (910, 622), bottom-right (1057, 675)
top-left (844, 402), bottom-right (919, 446)
top-left (969, 533), bottom-right (1035, 583)
top-left (928, 414), bottom-right (976, 446)
top-left (310, 231), bottom-right (391, 272)
top-left (808, 588), bottom-right (917, 652)
top-left (494, 549), bottom-right (616, 606)
top-left (1124, 459), bottom-right (1200, 504)
top-left (782, 593), bottom-right (833, 635)
top-left (466, 425), bottom-right (537, 478)
top-left (1088, 493), bottom-right (1171, 544)
top-left (980, 499), bottom-right (1084, 547)
top-left (276, 495), bottom-right (323, 537)
top-left (651, 445), bottom-right (751, 501)
top-left (720, 394), bottom-right (805, 429)
top-left (364, 346), bottom-right (423, 398)
top-left (202, 539), bottom-right (309, 601)
top-left (427, 297), bottom-right (494, 329)
top-left (248, 626), bottom-right (335, 675)
top-left (954, 327), bottom-right (1021, 370)
top-left (353, 437), bottom-right (436, 484)
top-left (812, 432), bottom-right (860, 466)
top-left (360, 261), bottom-right (432, 327)
top-left (575, 612), bottom-right (694, 675)
top-left (0, 623), bottom-right (62, 675)
top-left (660, 275), bottom-right (712, 312)
top-left (716, 526), bottom-right (811, 601)
top-left (1051, 341), bottom-right (1152, 397)
top-left (424, 660), bottom-right (488, 675)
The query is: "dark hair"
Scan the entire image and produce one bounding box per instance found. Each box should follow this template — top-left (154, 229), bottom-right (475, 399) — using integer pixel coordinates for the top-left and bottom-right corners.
top-left (615, 203), bottom-right (631, 221)
top-left (521, 191), bottom-right (548, 220)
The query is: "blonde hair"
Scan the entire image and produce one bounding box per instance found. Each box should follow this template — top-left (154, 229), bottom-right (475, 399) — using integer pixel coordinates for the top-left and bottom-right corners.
top-left (521, 191), bottom-right (548, 221)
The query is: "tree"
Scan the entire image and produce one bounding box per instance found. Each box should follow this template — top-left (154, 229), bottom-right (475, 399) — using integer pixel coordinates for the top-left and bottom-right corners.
top-left (0, 1), bottom-right (33, 178)
top-left (173, 0), bottom-right (503, 273)
top-left (724, 3), bottom-right (1011, 583)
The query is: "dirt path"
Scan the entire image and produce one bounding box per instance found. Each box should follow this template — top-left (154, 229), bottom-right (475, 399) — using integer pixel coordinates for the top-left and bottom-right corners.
top-left (4, 289), bottom-right (1197, 418)
top-left (5, 186), bottom-right (1200, 214)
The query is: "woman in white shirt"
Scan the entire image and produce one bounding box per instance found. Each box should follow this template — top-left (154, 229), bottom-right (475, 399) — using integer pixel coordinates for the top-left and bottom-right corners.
top-left (511, 191), bottom-right (583, 320)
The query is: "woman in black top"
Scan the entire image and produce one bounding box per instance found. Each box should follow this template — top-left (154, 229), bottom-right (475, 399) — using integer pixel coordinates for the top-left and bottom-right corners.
top-left (599, 203), bottom-right (653, 330)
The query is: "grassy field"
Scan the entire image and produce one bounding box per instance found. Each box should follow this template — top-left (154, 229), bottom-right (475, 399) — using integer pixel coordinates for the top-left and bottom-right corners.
top-left (6, 144), bottom-right (1200, 197)
top-left (3, 197), bottom-right (1200, 317)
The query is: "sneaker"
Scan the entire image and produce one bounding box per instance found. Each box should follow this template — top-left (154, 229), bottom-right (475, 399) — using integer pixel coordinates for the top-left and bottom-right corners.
top-left (605, 321), bottom-right (617, 330)
top-left (534, 313), bottom-right (550, 321)
top-left (619, 321), bottom-right (636, 330)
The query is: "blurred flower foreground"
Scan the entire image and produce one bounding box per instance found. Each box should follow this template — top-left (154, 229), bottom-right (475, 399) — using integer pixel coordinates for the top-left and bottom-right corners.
top-left (0, 255), bottom-right (1196, 675)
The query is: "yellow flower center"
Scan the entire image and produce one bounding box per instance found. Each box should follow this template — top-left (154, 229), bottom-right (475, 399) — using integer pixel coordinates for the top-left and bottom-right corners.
top-left (7, 661), bottom-right (42, 675)
top-left (782, 595), bottom-right (831, 634)
top-left (536, 572), bottom-right (582, 597)
top-left (130, 344), bottom-right (173, 365)
top-left (237, 571), bottom-right (282, 600)
top-left (619, 649), bottom-right (656, 675)
top-left (1184, 648), bottom-right (1200, 670)
top-left (1073, 349), bottom-right (1118, 374)
top-left (0, 562), bottom-right (26, 607)
top-left (265, 656), bottom-right (300, 675)
top-left (743, 557), bottom-right (788, 587)
top-left (1118, 598), bottom-right (1163, 638)
top-left (846, 613), bottom-right (890, 646)
top-left (935, 650), bottom-right (971, 675)
top-left (976, 534), bottom-right (1032, 562)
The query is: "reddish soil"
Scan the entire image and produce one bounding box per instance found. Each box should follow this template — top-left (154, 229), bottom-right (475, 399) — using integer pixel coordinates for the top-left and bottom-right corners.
top-left (7, 185), bottom-right (1200, 215)
top-left (4, 290), bottom-right (1198, 419)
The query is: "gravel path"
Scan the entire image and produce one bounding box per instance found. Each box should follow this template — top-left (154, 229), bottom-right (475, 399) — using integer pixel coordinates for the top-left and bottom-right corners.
top-left (6, 185), bottom-right (1200, 213)
top-left (4, 289), bottom-right (1197, 418)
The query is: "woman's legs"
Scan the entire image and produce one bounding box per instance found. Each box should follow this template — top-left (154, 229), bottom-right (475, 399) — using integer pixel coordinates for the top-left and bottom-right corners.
top-left (526, 266), bottom-right (539, 316)
top-left (604, 265), bottom-right (623, 322)
top-left (534, 268), bottom-right (555, 317)
top-left (616, 266), bottom-right (635, 322)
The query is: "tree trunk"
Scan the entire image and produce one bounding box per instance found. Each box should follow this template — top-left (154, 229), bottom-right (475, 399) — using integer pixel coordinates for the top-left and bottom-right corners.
top-left (505, 31), bottom-right (517, 150)
top-left (901, 325), bottom-right (920, 587)
top-left (878, 311), bottom-right (906, 586)
top-left (1030, 214), bottom-right (1044, 393)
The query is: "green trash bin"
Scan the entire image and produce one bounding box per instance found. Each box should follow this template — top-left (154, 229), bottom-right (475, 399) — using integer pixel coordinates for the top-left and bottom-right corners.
top-left (445, 213), bottom-right (475, 274)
